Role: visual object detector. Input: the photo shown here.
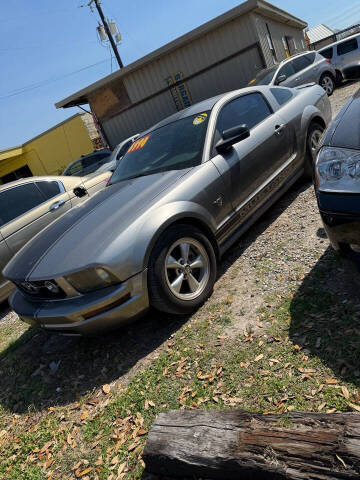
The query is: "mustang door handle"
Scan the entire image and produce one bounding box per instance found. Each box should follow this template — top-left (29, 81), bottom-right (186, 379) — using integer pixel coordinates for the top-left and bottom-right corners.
top-left (275, 124), bottom-right (286, 135)
top-left (50, 200), bottom-right (66, 211)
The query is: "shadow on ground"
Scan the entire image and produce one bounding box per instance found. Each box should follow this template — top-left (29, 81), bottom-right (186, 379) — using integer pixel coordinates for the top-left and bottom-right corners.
top-left (289, 246), bottom-right (360, 387)
top-left (0, 181), bottom-right (310, 414)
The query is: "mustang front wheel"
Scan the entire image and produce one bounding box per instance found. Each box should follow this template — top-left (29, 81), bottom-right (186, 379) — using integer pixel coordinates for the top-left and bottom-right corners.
top-left (148, 225), bottom-right (217, 314)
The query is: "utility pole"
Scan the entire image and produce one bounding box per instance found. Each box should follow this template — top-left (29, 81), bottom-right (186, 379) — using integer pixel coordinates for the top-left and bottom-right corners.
top-left (89, 0), bottom-right (123, 69)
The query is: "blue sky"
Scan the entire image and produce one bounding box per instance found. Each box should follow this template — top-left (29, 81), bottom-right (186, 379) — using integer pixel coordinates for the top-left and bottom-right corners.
top-left (0, 0), bottom-right (359, 150)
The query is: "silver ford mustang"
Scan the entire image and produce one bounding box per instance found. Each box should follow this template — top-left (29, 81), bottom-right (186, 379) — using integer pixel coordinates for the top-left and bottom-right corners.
top-left (4, 85), bottom-right (331, 334)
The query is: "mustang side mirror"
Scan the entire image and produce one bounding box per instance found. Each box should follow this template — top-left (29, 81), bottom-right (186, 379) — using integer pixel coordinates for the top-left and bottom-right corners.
top-left (73, 186), bottom-right (88, 198)
top-left (276, 74), bottom-right (287, 85)
top-left (216, 124), bottom-right (250, 153)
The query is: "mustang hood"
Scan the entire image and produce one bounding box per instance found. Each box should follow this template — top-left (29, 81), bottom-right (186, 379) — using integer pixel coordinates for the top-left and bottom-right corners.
top-left (4, 170), bottom-right (189, 282)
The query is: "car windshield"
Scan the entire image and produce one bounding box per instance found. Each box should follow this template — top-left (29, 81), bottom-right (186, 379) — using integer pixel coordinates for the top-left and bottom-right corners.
top-left (63, 152), bottom-right (111, 176)
top-left (109, 112), bottom-right (210, 184)
top-left (252, 66), bottom-right (277, 85)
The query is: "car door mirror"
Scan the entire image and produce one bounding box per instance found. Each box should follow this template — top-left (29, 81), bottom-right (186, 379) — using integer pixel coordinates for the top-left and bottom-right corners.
top-left (276, 74), bottom-right (287, 85)
top-left (216, 125), bottom-right (250, 153)
top-left (73, 186), bottom-right (88, 198)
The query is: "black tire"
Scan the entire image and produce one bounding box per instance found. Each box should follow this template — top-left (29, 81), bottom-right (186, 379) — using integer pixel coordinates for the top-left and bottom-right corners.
top-left (319, 73), bottom-right (335, 96)
top-left (148, 224), bottom-right (217, 315)
top-left (335, 70), bottom-right (343, 87)
top-left (303, 122), bottom-right (325, 180)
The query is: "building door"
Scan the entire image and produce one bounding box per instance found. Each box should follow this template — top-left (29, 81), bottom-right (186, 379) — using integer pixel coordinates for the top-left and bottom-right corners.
top-left (1, 165), bottom-right (32, 185)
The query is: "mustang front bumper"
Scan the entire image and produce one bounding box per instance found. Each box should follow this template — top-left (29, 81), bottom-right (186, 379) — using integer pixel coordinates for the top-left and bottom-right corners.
top-left (9, 270), bottom-right (149, 335)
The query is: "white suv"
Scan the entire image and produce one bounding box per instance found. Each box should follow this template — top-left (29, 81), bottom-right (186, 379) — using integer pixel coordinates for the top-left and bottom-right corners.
top-left (251, 51), bottom-right (336, 96)
top-left (319, 33), bottom-right (360, 85)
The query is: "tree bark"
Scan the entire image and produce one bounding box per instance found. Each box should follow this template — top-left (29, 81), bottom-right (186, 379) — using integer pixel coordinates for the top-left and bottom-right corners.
top-left (143, 410), bottom-right (360, 479)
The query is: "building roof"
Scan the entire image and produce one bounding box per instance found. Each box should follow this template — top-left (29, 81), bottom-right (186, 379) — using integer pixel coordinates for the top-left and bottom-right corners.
top-left (0, 113), bottom-right (84, 161)
top-left (307, 24), bottom-right (334, 44)
top-left (56, 0), bottom-right (307, 109)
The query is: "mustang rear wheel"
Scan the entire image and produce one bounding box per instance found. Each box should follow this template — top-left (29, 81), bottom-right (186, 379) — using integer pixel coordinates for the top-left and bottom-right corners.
top-left (148, 225), bottom-right (217, 315)
top-left (303, 122), bottom-right (324, 180)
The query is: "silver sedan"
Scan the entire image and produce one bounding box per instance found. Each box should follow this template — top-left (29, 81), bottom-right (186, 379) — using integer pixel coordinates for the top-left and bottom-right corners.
top-left (4, 85), bottom-right (331, 334)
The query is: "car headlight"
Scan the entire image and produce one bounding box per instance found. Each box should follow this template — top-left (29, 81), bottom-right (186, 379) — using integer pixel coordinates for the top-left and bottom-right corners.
top-left (315, 147), bottom-right (360, 192)
top-left (65, 267), bottom-right (119, 294)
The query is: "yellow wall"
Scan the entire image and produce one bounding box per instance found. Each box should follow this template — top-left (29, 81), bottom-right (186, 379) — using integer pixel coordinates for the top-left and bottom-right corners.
top-left (0, 114), bottom-right (94, 182)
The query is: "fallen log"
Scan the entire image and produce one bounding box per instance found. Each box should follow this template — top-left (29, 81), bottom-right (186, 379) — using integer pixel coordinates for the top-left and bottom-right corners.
top-left (143, 410), bottom-right (360, 479)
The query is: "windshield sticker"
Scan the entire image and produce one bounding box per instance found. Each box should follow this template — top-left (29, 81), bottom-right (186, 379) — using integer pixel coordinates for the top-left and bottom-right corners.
top-left (193, 113), bottom-right (208, 125)
top-left (127, 135), bottom-right (150, 153)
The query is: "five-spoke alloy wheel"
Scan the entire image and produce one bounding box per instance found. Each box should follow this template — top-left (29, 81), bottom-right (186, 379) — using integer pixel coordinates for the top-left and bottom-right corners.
top-left (149, 225), bottom-right (217, 314)
top-left (320, 74), bottom-right (334, 96)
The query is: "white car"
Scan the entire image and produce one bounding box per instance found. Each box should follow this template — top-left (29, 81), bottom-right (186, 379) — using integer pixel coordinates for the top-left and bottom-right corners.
top-left (95, 134), bottom-right (140, 174)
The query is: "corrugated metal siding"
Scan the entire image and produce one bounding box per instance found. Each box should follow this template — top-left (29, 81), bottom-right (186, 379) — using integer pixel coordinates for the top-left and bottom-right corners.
top-left (103, 45), bottom-right (263, 145)
top-left (124, 15), bottom-right (258, 103)
top-left (307, 24), bottom-right (334, 44)
top-left (103, 15), bottom-right (261, 145)
top-left (101, 12), bottom-right (305, 146)
top-left (253, 13), bottom-right (306, 66)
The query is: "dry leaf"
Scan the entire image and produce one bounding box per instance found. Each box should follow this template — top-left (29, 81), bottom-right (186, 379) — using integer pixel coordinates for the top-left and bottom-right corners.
top-left (111, 455), bottom-right (119, 465)
top-left (81, 410), bottom-right (89, 421)
top-left (102, 384), bottom-right (111, 394)
top-left (254, 354), bottom-right (264, 362)
top-left (341, 386), bottom-right (350, 399)
top-left (325, 378), bottom-right (338, 384)
top-left (77, 467), bottom-right (92, 477)
top-left (348, 402), bottom-right (360, 412)
top-left (45, 459), bottom-right (55, 469)
top-left (128, 441), bottom-right (139, 451)
top-left (336, 454), bottom-right (348, 468)
top-left (317, 402), bottom-right (326, 411)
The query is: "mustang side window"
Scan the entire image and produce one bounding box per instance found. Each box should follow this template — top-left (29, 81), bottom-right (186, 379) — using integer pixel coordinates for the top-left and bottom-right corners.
top-left (0, 183), bottom-right (46, 226)
top-left (216, 93), bottom-right (272, 134)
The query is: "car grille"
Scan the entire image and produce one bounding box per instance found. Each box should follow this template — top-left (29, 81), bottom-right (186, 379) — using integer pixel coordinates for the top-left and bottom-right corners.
top-left (16, 280), bottom-right (67, 300)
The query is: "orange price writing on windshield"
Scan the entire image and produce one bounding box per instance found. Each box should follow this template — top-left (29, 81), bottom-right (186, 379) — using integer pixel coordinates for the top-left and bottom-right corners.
top-left (127, 135), bottom-right (150, 153)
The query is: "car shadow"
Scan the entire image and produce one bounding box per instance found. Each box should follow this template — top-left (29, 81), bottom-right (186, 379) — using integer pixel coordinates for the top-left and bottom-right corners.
top-left (289, 246), bottom-right (360, 387)
top-left (0, 180), bottom-right (311, 414)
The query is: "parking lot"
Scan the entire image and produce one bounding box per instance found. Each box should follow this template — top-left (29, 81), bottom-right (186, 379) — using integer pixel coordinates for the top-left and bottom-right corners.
top-left (1, 80), bottom-right (360, 479)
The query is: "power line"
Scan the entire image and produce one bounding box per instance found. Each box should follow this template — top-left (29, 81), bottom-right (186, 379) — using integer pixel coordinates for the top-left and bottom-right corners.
top-left (0, 58), bottom-right (110, 100)
top-left (320, 1), bottom-right (360, 27)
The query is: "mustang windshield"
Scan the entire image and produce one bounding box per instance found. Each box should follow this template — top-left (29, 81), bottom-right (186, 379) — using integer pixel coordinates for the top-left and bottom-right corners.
top-left (109, 112), bottom-right (210, 184)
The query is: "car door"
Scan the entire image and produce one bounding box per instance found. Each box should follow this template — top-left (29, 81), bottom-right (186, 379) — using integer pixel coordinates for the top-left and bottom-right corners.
top-left (210, 91), bottom-right (292, 215)
top-left (275, 61), bottom-right (297, 87)
top-left (336, 37), bottom-right (359, 70)
top-left (0, 231), bottom-right (13, 301)
top-left (0, 180), bottom-right (72, 255)
top-left (295, 53), bottom-right (318, 84)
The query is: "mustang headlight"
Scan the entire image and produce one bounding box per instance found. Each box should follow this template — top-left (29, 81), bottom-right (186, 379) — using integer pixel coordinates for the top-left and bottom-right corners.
top-left (316, 147), bottom-right (360, 192)
top-left (65, 267), bottom-right (118, 294)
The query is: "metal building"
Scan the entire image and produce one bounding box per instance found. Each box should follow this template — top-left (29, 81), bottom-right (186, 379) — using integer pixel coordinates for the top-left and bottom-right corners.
top-left (56, 0), bottom-right (307, 147)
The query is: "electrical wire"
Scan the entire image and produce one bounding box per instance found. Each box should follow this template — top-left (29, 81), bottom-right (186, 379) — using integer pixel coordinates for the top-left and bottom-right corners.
top-left (0, 58), bottom-right (110, 100)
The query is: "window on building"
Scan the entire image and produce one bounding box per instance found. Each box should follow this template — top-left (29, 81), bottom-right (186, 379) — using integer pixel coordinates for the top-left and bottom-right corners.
top-left (337, 38), bottom-right (358, 56)
top-left (1, 165), bottom-right (32, 185)
top-left (0, 183), bottom-right (46, 226)
top-left (265, 23), bottom-right (277, 62)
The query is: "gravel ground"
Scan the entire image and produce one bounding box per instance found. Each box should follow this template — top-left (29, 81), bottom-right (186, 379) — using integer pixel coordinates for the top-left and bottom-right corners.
top-left (1, 79), bottom-right (360, 346)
